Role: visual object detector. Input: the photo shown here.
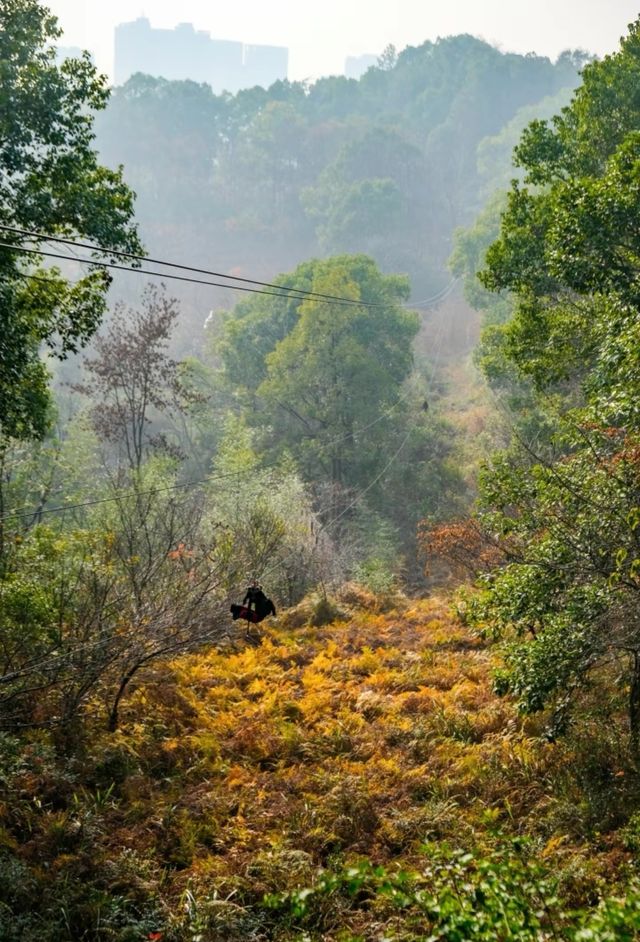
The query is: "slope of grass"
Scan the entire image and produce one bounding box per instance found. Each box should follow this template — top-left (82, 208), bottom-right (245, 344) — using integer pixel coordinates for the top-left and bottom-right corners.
top-left (1, 590), bottom-right (639, 940)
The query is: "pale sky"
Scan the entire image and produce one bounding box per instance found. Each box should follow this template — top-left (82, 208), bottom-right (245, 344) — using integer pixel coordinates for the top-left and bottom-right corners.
top-left (47, 0), bottom-right (640, 82)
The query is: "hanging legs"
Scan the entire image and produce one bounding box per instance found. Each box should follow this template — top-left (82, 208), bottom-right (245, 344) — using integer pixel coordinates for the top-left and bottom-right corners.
top-left (230, 604), bottom-right (260, 623)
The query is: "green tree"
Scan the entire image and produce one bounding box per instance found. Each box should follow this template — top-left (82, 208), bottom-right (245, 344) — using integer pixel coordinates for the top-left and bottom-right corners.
top-left (221, 254), bottom-right (464, 567)
top-left (466, 17), bottom-right (640, 750)
top-left (239, 256), bottom-right (416, 492)
top-left (476, 86), bottom-right (576, 197)
top-left (0, 0), bottom-right (140, 441)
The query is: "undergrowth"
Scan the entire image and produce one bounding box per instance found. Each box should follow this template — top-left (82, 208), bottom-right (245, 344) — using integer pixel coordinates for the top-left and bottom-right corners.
top-left (1, 591), bottom-right (640, 940)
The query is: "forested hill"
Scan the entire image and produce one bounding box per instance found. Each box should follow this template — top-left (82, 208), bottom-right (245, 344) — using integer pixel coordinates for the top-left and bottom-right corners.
top-left (95, 37), bottom-right (584, 323)
top-left (8, 3), bottom-right (640, 937)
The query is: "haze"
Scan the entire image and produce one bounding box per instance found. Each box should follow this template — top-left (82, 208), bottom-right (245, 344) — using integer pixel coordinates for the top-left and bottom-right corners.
top-left (47, 0), bottom-right (640, 81)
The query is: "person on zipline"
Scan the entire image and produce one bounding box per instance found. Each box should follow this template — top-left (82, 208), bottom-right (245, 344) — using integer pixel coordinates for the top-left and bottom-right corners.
top-left (230, 580), bottom-right (276, 623)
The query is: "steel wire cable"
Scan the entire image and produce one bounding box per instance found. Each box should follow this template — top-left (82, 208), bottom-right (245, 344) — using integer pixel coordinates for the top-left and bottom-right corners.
top-left (0, 466), bottom-right (264, 522)
top-left (1, 223), bottom-right (386, 305)
top-left (0, 228), bottom-right (388, 308)
top-left (0, 225), bottom-right (459, 310)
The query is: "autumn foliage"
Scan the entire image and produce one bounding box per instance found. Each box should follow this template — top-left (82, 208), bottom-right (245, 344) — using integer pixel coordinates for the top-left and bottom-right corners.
top-left (418, 517), bottom-right (505, 582)
top-left (1, 593), bottom-right (638, 939)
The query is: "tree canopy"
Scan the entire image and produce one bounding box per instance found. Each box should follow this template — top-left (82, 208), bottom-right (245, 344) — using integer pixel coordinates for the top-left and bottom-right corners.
top-left (96, 34), bottom-right (582, 325)
top-left (219, 254), bottom-right (463, 565)
top-left (222, 256), bottom-right (412, 482)
top-left (0, 0), bottom-right (140, 441)
top-left (463, 17), bottom-right (640, 749)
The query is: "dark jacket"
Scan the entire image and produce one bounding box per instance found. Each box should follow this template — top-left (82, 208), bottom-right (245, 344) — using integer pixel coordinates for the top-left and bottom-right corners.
top-left (243, 586), bottom-right (276, 619)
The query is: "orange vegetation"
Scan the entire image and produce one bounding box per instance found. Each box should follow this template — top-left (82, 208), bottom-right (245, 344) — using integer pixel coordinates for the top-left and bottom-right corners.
top-left (3, 592), bottom-right (634, 939)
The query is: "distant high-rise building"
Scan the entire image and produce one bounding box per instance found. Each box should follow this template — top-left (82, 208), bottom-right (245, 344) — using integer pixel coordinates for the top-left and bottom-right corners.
top-left (114, 17), bottom-right (288, 93)
top-left (345, 54), bottom-right (378, 80)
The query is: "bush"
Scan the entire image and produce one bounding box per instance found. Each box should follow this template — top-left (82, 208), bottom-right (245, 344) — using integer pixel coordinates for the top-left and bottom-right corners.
top-left (266, 839), bottom-right (640, 941)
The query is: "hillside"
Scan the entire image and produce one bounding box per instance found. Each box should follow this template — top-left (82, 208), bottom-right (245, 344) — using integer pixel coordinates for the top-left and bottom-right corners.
top-left (94, 38), bottom-right (583, 349)
top-left (2, 590), bottom-right (637, 941)
top-left (5, 11), bottom-right (640, 938)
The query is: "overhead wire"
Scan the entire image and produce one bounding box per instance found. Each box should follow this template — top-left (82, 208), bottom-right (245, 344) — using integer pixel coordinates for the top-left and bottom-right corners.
top-left (252, 427), bottom-right (416, 584)
top-left (0, 241), bottom-right (385, 307)
top-left (0, 466), bottom-right (265, 523)
top-left (0, 225), bottom-right (459, 311)
top-left (316, 277), bottom-right (457, 449)
top-left (0, 223), bottom-right (390, 306)
top-left (0, 383), bottom-right (418, 525)
top-left (0, 228), bottom-right (389, 309)
top-left (410, 276), bottom-right (459, 308)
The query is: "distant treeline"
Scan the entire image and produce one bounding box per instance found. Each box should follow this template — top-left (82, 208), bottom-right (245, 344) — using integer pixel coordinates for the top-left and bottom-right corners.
top-left (96, 36), bottom-right (585, 324)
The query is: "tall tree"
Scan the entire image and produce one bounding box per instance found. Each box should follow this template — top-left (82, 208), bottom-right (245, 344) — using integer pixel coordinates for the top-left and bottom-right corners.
top-left (0, 0), bottom-right (140, 441)
top-left (465, 18), bottom-right (640, 750)
top-left (222, 255), bottom-right (416, 490)
top-left (73, 286), bottom-right (190, 472)
top-left (220, 254), bottom-right (464, 564)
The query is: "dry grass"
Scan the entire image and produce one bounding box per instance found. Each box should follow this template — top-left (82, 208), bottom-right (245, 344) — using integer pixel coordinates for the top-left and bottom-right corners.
top-left (2, 589), bottom-right (635, 939)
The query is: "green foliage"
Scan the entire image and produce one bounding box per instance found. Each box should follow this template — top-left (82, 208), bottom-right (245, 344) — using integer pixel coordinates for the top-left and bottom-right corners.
top-left (219, 254), bottom-right (464, 566)
top-left (476, 86), bottom-right (576, 196)
top-left (0, 0), bottom-right (140, 441)
top-left (461, 17), bottom-right (640, 749)
top-left (269, 839), bottom-right (640, 941)
top-left (222, 256), bottom-right (413, 489)
top-left (96, 36), bottom-right (581, 313)
top-left (451, 192), bottom-right (509, 314)
top-left (352, 558), bottom-right (398, 595)
top-left (255, 255), bottom-right (415, 488)
top-left (302, 127), bottom-right (425, 271)
top-left (310, 593), bottom-right (344, 627)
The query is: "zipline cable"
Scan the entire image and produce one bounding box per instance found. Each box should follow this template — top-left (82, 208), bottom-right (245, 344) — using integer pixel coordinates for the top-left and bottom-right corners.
top-left (0, 241), bottom-right (383, 307)
top-left (0, 466), bottom-right (266, 523)
top-left (0, 225), bottom-right (457, 310)
top-left (410, 277), bottom-right (459, 308)
top-left (1, 223), bottom-right (383, 304)
top-left (0, 227), bottom-right (389, 309)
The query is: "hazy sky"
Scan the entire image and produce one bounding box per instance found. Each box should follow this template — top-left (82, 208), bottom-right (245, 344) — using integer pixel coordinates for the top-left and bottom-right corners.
top-left (47, 0), bottom-right (640, 82)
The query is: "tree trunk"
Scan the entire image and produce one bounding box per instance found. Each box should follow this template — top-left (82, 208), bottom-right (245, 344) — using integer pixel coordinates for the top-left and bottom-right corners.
top-left (0, 445), bottom-right (6, 574)
top-left (629, 651), bottom-right (640, 758)
top-left (108, 664), bottom-right (141, 732)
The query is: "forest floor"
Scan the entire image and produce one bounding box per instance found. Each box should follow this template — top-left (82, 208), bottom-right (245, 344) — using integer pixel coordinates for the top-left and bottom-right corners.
top-left (2, 588), bottom-right (639, 940)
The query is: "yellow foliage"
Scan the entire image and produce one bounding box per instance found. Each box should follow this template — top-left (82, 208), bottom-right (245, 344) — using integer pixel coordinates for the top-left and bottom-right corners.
top-left (53, 591), bottom-right (606, 917)
top-left (542, 833), bottom-right (570, 857)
